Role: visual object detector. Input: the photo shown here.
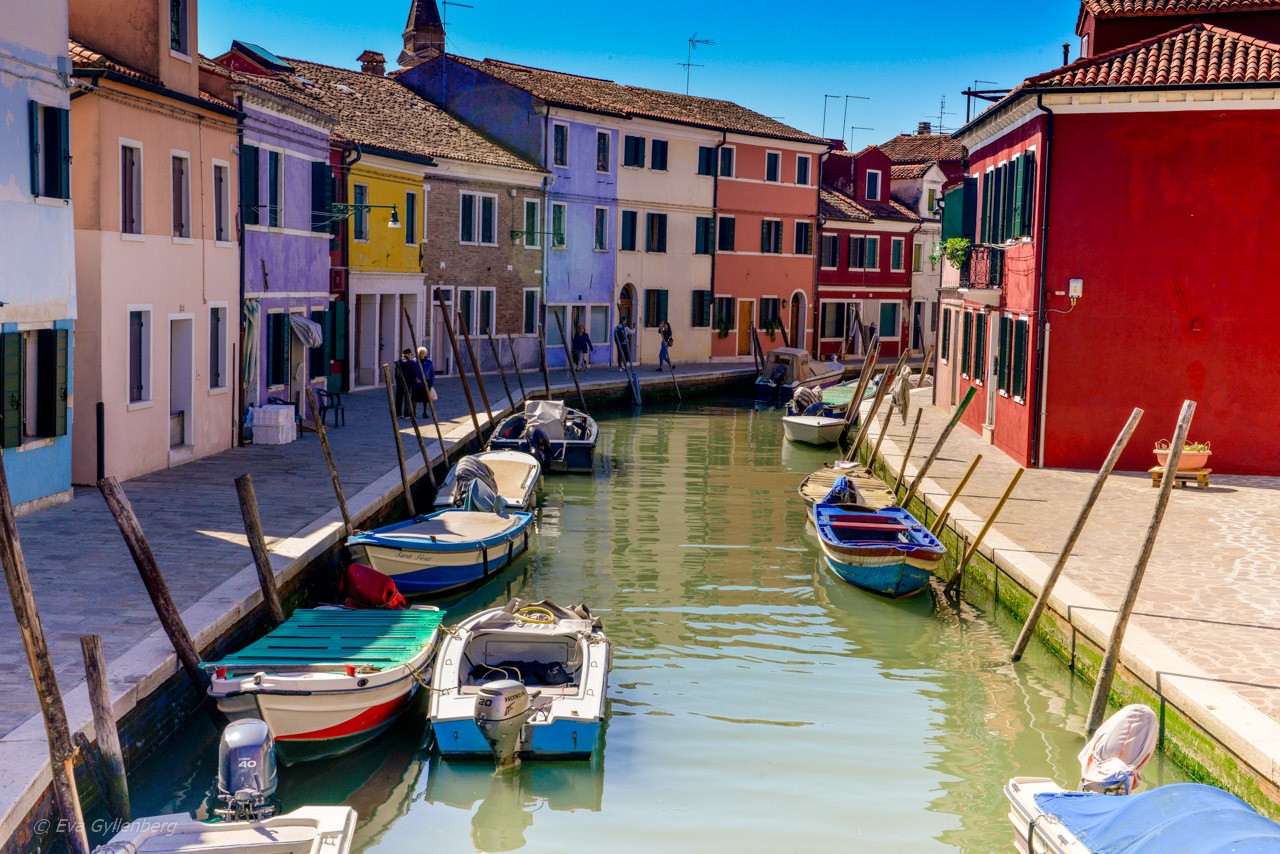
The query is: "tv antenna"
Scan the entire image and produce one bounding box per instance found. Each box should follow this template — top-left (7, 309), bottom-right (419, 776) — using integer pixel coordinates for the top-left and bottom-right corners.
top-left (678, 33), bottom-right (714, 95)
top-left (963, 80), bottom-right (1002, 123)
top-left (849, 126), bottom-right (874, 147)
top-left (842, 95), bottom-right (869, 147)
top-left (442, 1), bottom-right (473, 28)
top-left (821, 95), bottom-right (839, 138)
top-left (932, 95), bottom-right (955, 134)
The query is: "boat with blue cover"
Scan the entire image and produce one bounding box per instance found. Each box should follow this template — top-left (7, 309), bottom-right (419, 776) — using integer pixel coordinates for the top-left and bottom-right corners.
top-left (813, 476), bottom-right (945, 598)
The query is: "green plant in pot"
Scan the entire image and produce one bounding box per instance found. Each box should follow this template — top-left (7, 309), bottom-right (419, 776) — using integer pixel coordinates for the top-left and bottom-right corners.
top-left (1154, 439), bottom-right (1212, 472)
top-left (762, 318), bottom-right (779, 341)
top-left (716, 316), bottom-right (732, 339)
top-left (929, 238), bottom-right (972, 271)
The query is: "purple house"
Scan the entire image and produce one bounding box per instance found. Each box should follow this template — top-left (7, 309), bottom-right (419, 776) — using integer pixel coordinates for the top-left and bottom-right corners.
top-left (205, 46), bottom-right (339, 419)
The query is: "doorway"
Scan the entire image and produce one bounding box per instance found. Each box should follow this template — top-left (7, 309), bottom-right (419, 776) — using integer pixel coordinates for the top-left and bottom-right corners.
top-left (378, 295), bottom-right (398, 385)
top-left (789, 291), bottom-right (806, 352)
top-left (430, 287), bottom-right (453, 374)
top-left (287, 311), bottom-right (306, 404)
top-left (736, 300), bottom-right (754, 356)
top-left (618, 284), bottom-right (635, 327)
top-left (912, 301), bottom-right (925, 353)
top-left (169, 317), bottom-right (193, 449)
top-left (354, 293), bottom-right (377, 386)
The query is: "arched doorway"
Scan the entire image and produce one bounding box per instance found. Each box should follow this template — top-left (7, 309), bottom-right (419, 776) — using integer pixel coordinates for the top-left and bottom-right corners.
top-left (618, 284), bottom-right (635, 326)
top-left (789, 291), bottom-right (806, 352)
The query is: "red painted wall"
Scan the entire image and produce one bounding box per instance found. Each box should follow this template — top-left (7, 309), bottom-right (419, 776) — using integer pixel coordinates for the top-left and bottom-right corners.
top-left (817, 220), bottom-right (913, 357)
top-left (1042, 108), bottom-right (1280, 474)
top-left (1082, 10), bottom-right (1280, 57)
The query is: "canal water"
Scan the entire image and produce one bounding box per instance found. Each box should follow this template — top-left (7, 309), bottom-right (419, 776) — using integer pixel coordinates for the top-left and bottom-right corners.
top-left (102, 401), bottom-right (1188, 852)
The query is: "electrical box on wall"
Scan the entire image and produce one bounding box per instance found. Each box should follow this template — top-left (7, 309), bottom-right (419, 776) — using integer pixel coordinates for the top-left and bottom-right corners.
top-left (1068, 278), bottom-right (1084, 300)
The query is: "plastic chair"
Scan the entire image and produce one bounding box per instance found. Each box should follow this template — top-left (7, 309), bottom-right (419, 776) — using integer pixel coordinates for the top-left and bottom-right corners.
top-left (315, 389), bottom-right (345, 428)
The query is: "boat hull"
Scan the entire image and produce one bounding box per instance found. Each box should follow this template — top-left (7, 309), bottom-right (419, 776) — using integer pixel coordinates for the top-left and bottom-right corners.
top-left (433, 717), bottom-right (603, 759)
top-left (489, 436), bottom-right (595, 473)
top-left (96, 807), bottom-right (357, 854)
top-left (822, 552), bottom-right (936, 599)
top-left (813, 495), bottom-right (945, 599)
top-left (782, 415), bottom-right (845, 446)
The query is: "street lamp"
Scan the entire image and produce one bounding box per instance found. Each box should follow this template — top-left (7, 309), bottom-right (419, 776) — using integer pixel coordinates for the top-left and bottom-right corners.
top-left (316, 202), bottom-right (401, 229)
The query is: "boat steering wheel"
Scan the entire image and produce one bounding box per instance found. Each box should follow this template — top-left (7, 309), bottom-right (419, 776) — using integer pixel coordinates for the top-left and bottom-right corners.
top-left (514, 605), bottom-right (556, 625)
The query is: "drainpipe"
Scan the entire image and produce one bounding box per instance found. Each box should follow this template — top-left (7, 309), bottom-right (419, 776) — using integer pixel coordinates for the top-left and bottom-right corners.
top-left (812, 148), bottom-right (830, 358)
top-left (235, 95), bottom-right (247, 445)
top-left (710, 131), bottom-right (727, 333)
top-left (1032, 93), bottom-right (1055, 467)
top-left (337, 136), bottom-right (361, 390)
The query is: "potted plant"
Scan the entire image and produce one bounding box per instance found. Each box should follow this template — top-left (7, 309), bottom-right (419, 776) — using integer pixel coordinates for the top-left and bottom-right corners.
top-left (929, 237), bottom-right (972, 271)
top-left (762, 318), bottom-right (779, 341)
top-left (1154, 440), bottom-right (1211, 471)
top-left (716, 316), bottom-right (732, 339)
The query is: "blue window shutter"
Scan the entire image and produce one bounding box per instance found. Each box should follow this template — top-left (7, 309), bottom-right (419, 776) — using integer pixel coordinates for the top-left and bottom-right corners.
top-left (28, 101), bottom-right (41, 197)
top-left (240, 144), bottom-right (259, 226)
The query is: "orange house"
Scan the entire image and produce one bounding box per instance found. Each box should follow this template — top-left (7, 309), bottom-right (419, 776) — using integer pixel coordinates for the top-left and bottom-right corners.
top-left (712, 133), bottom-right (828, 359)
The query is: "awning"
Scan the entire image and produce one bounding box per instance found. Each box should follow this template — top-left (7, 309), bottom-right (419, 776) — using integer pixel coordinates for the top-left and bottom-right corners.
top-left (289, 314), bottom-right (323, 348)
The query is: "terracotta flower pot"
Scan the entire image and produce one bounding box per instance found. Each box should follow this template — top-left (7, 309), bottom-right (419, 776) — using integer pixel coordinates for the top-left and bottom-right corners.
top-left (1154, 440), bottom-right (1211, 472)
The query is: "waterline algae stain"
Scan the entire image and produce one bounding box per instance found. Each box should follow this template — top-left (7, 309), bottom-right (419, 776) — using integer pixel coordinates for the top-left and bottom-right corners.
top-left (94, 403), bottom-right (1188, 853)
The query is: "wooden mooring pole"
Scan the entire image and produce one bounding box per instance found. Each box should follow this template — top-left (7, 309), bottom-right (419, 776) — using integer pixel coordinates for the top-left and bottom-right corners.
top-left (943, 467), bottom-right (1025, 597)
top-left (434, 290), bottom-right (484, 445)
top-left (505, 333), bottom-right (528, 404)
top-left (485, 331), bottom-right (516, 412)
top-left (97, 476), bottom-right (206, 690)
top-left (1011, 408), bottom-right (1143, 662)
top-left (391, 366), bottom-right (439, 490)
top-left (0, 455), bottom-right (90, 854)
top-left (381, 364), bottom-right (417, 517)
top-left (929, 455), bottom-right (983, 537)
top-left (668, 361), bottom-right (682, 403)
top-left (538, 322), bottom-right (552, 400)
top-left (916, 344), bottom-right (935, 389)
top-left (844, 364), bottom-right (895, 463)
top-left (456, 316), bottom-right (495, 428)
top-left (1085, 400), bottom-right (1195, 736)
top-left (837, 342), bottom-right (880, 447)
top-left (550, 309), bottom-right (589, 412)
top-left (899, 386), bottom-right (978, 511)
top-left (234, 474), bottom-right (285, 627)
top-left (305, 386), bottom-right (352, 536)
top-left (892, 408), bottom-right (924, 497)
top-left (81, 634), bottom-right (130, 822)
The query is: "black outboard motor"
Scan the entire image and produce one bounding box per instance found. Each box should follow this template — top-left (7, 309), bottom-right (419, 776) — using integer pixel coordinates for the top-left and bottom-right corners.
top-left (522, 427), bottom-right (553, 468)
top-left (769, 364), bottom-right (788, 386)
top-left (215, 718), bottom-right (279, 821)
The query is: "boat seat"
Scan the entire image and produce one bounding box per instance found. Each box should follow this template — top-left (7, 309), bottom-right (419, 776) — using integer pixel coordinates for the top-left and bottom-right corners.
top-left (829, 521), bottom-right (908, 532)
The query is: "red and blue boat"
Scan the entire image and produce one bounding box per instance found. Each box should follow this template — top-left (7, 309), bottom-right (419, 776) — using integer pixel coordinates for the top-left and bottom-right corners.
top-left (813, 477), bottom-right (946, 598)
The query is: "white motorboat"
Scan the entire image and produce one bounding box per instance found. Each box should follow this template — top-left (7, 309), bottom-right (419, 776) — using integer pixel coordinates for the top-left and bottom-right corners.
top-left (782, 414), bottom-right (846, 446)
top-left (434, 450), bottom-right (542, 510)
top-left (429, 599), bottom-right (610, 764)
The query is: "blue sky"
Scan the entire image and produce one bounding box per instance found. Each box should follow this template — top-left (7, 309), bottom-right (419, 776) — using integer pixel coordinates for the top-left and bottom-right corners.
top-left (200, 0), bottom-right (1083, 143)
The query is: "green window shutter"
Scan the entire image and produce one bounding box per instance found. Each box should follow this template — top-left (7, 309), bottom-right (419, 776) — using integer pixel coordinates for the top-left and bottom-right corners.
top-left (1013, 319), bottom-right (1029, 399)
top-left (311, 160), bottom-right (333, 232)
top-left (974, 312), bottom-right (987, 381)
top-left (941, 309), bottom-right (951, 357)
top-left (36, 329), bottom-right (68, 437)
top-left (658, 289), bottom-right (669, 323)
top-left (56, 108), bottom-right (71, 199)
top-left (332, 298), bottom-right (348, 362)
top-left (0, 334), bottom-right (21, 448)
top-left (28, 101), bottom-right (41, 197)
top-left (1021, 151), bottom-right (1037, 237)
top-left (961, 313), bottom-right (972, 376)
top-left (979, 173), bottom-right (991, 243)
top-left (1011, 156), bottom-right (1024, 238)
top-left (240, 144), bottom-right (259, 226)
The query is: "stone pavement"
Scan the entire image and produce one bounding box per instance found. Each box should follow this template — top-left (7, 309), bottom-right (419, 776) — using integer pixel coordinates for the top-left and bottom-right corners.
top-left (0, 361), bottom-right (752, 739)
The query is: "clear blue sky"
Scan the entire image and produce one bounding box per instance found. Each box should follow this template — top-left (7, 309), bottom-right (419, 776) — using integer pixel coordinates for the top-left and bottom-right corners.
top-left (199, 0), bottom-right (1083, 143)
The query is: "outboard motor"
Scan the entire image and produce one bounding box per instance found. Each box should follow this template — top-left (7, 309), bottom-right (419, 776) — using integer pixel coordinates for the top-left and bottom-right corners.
top-left (215, 718), bottom-right (279, 820)
top-left (474, 680), bottom-right (534, 770)
top-left (1079, 704), bottom-right (1159, 795)
top-left (454, 457), bottom-right (499, 508)
top-left (769, 364), bottom-right (788, 386)
top-left (522, 427), bottom-right (553, 469)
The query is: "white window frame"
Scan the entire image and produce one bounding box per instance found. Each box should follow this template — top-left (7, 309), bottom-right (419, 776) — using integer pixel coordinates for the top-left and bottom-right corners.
top-left (866, 169), bottom-right (882, 201)
top-left (126, 304), bottom-right (153, 409)
top-left (120, 138), bottom-right (144, 239)
top-left (522, 197), bottom-right (541, 248)
top-left (819, 233), bottom-right (839, 270)
top-left (717, 214), bottom-right (735, 252)
top-left (459, 191), bottom-right (498, 246)
top-left (865, 235), bottom-right (881, 271)
top-left (891, 236), bottom-right (906, 272)
top-left (170, 149), bottom-right (192, 242)
top-left (595, 129), bottom-right (610, 174)
top-left (764, 150), bottom-right (782, 183)
top-left (761, 218), bottom-right (782, 254)
top-left (796, 154), bottom-right (812, 186)
top-left (550, 202), bottom-right (567, 249)
top-left (719, 145), bottom-right (736, 178)
top-left (212, 159), bottom-right (231, 245)
top-left (593, 206), bottom-right (609, 252)
top-left (522, 287), bottom-right (541, 335)
top-left (552, 122), bottom-right (569, 168)
top-left (208, 301), bottom-right (229, 393)
top-left (793, 220), bottom-right (812, 256)
top-left (477, 287), bottom-right (497, 336)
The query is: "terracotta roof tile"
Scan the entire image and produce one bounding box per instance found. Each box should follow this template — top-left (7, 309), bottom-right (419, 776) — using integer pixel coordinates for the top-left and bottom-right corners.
top-left (1083, 0), bottom-right (1280, 16)
top-left (1028, 22), bottom-right (1280, 87)
top-left (68, 38), bottom-right (161, 86)
top-left (877, 133), bottom-right (967, 164)
top-left (819, 188), bottom-right (918, 224)
top-left (450, 56), bottom-right (827, 145)
top-left (891, 163), bottom-right (932, 180)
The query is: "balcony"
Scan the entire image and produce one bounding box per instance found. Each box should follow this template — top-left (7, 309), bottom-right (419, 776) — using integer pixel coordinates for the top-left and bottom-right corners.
top-left (960, 245), bottom-right (1004, 289)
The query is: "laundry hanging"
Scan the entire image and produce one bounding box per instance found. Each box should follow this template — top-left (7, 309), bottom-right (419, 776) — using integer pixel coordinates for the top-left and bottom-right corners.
top-left (289, 313), bottom-right (324, 348)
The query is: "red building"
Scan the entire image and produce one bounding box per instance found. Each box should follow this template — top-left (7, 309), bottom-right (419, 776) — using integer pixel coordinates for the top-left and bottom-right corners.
top-left (939, 17), bottom-right (1280, 474)
top-left (816, 146), bottom-right (920, 358)
top-left (1077, 0), bottom-right (1280, 57)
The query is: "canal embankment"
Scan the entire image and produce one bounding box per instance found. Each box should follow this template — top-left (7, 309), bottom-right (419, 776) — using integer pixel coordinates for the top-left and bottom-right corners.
top-left (0, 362), bottom-right (754, 853)
top-left (863, 388), bottom-right (1280, 816)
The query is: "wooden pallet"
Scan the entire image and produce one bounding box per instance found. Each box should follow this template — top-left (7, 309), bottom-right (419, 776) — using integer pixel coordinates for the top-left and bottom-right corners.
top-left (798, 463), bottom-right (896, 509)
top-left (1148, 466), bottom-right (1211, 489)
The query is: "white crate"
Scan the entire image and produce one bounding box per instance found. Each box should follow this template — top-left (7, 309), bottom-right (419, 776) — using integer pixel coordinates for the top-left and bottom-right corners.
top-left (254, 404), bottom-right (295, 426)
top-left (254, 423), bottom-right (296, 445)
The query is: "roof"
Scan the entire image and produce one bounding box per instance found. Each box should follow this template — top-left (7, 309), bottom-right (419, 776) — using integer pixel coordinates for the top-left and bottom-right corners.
top-left (232, 55), bottom-right (542, 171)
top-left (450, 55), bottom-right (827, 145)
top-left (877, 133), bottom-right (967, 164)
top-left (819, 188), bottom-right (919, 224)
top-left (1082, 0), bottom-right (1280, 16)
top-left (69, 38), bottom-right (161, 86)
top-left (891, 163), bottom-right (933, 180)
top-left (1028, 22), bottom-right (1280, 87)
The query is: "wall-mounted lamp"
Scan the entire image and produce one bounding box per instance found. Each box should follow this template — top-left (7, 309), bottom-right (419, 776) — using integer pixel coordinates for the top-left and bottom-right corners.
top-left (317, 202), bottom-right (400, 229)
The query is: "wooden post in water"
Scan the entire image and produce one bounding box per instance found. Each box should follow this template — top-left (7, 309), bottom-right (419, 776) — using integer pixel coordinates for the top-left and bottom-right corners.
top-left (899, 386), bottom-right (978, 511)
top-left (1012, 409), bottom-right (1143, 662)
top-left (382, 364), bottom-right (417, 517)
top-left (943, 467), bottom-right (1025, 597)
top-left (391, 367), bottom-right (439, 490)
top-left (537, 322), bottom-right (552, 400)
top-left (456, 317), bottom-right (495, 428)
top-left (844, 365), bottom-right (895, 463)
top-left (668, 361), bottom-right (682, 403)
top-left (305, 387), bottom-right (352, 536)
top-left (234, 474), bottom-right (285, 627)
top-left (80, 635), bottom-right (130, 822)
top-left (485, 332), bottom-right (516, 413)
top-left (551, 309), bottom-right (589, 412)
top-left (97, 476), bottom-right (206, 690)
top-left (434, 290), bottom-right (483, 444)
top-left (1085, 401), bottom-right (1195, 735)
top-left (893, 408), bottom-right (924, 497)
top-left (505, 333), bottom-right (528, 403)
top-left (837, 343), bottom-right (880, 447)
top-left (929, 455), bottom-right (983, 536)
top-left (0, 455), bottom-right (90, 854)
top-left (863, 400), bottom-right (897, 475)
top-left (916, 344), bottom-right (935, 389)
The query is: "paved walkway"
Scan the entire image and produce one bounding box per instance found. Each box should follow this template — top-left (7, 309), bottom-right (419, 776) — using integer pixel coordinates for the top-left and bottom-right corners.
top-left (0, 361), bottom-right (751, 738)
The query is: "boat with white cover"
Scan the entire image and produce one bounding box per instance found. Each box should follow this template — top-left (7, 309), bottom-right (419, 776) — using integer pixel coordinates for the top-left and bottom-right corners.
top-left (434, 450), bottom-right (542, 510)
top-left (781, 413), bottom-right (846, 446)
top-left (429, 599), bottom-right (610, 762)
top-left (488, 400), bottom-right (598, 473)
top-left (754, 347), bottom-right (845, 396)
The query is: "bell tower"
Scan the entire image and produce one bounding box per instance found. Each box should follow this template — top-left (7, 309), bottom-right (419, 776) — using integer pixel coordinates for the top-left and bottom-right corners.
top-left (398, 0), bottom-right (445, 68)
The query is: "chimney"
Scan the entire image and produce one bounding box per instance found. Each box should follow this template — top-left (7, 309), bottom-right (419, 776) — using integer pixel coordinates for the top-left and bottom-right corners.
top-left (358, 50), bottom-right (386, 76)
top-left (917, 121), bottom-right (932, 136)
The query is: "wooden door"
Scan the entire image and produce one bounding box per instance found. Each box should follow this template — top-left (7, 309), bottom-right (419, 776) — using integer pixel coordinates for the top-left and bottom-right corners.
top-left (736, 300), bottom-right (753, 356)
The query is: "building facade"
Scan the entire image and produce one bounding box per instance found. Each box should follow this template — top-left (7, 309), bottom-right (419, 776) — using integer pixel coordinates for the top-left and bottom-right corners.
top-left (0, 0), bottom-right (76, 512)
top-left (69, 0), bottom-right (241, 483)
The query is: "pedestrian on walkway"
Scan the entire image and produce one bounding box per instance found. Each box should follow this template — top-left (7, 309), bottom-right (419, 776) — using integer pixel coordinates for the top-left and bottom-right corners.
top-left (395, 349), bottom-right (416, 418)
top-left (614, 317), bottom-right (634, 372)
top-left (657, 320), bottom-right (674, 372)
top-left (572, 324), bottom-right (592, 371)
top-left (413, 346), bottom-right (436, 418)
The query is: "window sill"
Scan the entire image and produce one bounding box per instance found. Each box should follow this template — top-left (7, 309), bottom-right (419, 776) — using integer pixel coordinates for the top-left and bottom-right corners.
top-left (16, 437), bottom-right (56, 453)
top-left (214, 240), bottom-right (235, 249)
top-left (209, 386), bottom-right (229, 396)
top-left (127, 400), bottom-right (153, 411)
top-left (1013, 395), bottom-right (1026, 405)
top-left (999, 389), bottom-right (1010, 399)
top-left (593, 248), bottom-right (609, 253)
top-left (170, 49), bottom-right (192, 63)
top-left (121, 233), bottom-right (146, 242)
top-left (172, 236), bottom-right (194, 245)
top-left (973, 380), bottom-right (985, 387)
top-left (34, 196), bottom-right (69, 207)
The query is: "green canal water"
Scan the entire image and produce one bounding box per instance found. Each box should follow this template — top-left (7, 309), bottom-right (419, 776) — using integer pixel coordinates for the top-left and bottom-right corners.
top-left (104, 402), bottom-right (1188, 853)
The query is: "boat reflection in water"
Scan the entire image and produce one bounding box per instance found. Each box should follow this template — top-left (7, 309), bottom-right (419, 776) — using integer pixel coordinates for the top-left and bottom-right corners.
top-left (424, 754), bottom-right (605, 852)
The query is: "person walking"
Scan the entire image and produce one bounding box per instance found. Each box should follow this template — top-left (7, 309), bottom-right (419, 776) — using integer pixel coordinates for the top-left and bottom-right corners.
top-left (412, 346), bottom-right (436, 419)
top-left (571, 324), bottom-right (592, 371)
top-left (394, 348), bottom-right (416, 418)
top-left (657, 320), bottom-right (674, 372)
top-left (614, 317), bottom-right (634, 372)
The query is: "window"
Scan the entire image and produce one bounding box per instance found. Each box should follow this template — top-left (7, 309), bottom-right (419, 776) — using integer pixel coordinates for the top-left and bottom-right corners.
top-left (645, 212), bottom-right (667, 253)
top-left (596, 131), bottom-right (610, 172)
top-left (691, 290), bottom-right (713, 327)
top-left (523, 288), bottom-right (540, 335)
top-left (456, 288), bottom-right (476, 334)
top-left (594, 207), bottom-right (608, 251)
top-left (717, 216), bottom-right (735, 251)
top-left (973, 311), bottom-right (987, 383)
top-left (796, 155), bottom-right (811, 186)
top-left (27, 102), bottom-right (70, 199)
top-left (405, 192), bottom-right (417, 244)
top-left (865, 236), bottom-right (880, 269)
top-left (761, 219), bottom-right (782, 254)
top-left (1012, 318), bottom-right (1030, 400)
top-left (820, 234), bottom-right (839, 268)
top-left (353, 183), bottom-right (368, 240)
top-left (765, 151), bottom-right (780, 182)
top-left (794, 221), bottom-right (812, 256)
top-left (848, 236), bottom-right (867, 270)
top-left (1018, 150), bottom-right (1036, 238)
top-left (941, 309), bottom-right (952, 362)
top-left (760, 297), bottom-right (781, 327)
top-left (719, 146), bottom-right (735, 177)
top-left (550, 202), bottom-right (567, 248)
top-left (927, 188), bottom-right (937, 215)
top-left (997, 314), bottom-right (1013, 393)
top-left (240, 144), bottom-right (259, 227)
top-left (866, 169), bottom-right (881, 201)
top-left (121, 144), bottom-right (143, 234)
top-left (171, 154), bottom-right (191, 238)
top-left (479, 289), bottom-right (495, 335)
top-left (0, 329), bottom-right (69, 447)
top-left (697, 146), bottom-right (716, 176)
top-left (623, 135), bottom-right (645, 168)
top-left (880, 302), bottom-right (899, 341)
top-left (213, 163), bottom-right (229, 241)
top-left (523, 199), bottom-right (541, 247)
top-left (128, 309), bottom-right (151, 402)
top-left (912, 242), bottom-right (923, 273)
top-left (552, 123), bottom-right (568, 167)
top-left (644, 289), bottom-right (669, 327)
top-left (265, 312), bottom-right (289, 387)
top-left (460, 192), bottom-right (497, 245)
top-left (713, 296), bottom-right (735, 331)
top-left (170, 0), bottom-right (189, 53)
top-left (309, 160), bottom-right (332, 234)
top-left (620, 210), bottom-right (638, 251)
top-left (266, 150), bottom-right (282, 228)
top-left (694, 217), bottom-right (714, 255)
top-left (309, 307), bottom-right (330, 381)
top-left (209, 307), bottom-right (226, 390)
top-left (589, 305), bottom-right (610, 343)
top-left (650, 139), bottom-right (668, 171)
top-left (960, 311), bottom-right (973, 377)
top-left (820, 302), bottom-right (846, 339)
top-left (891, 237), bottom-right (905, 272)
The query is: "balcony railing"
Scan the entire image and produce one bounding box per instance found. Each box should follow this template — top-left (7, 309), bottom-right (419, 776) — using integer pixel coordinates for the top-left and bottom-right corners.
top-left (960, 245), bottom-right (1004, 289)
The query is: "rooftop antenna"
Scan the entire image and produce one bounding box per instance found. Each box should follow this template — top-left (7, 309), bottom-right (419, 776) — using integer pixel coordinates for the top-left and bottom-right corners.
top-left (849, 126), bottom-right (874, 147)
top-left (821, 95), bottom-right (839, 139)
top-left (934, 95), bottom-right (955, 135)
top-left (965, 80), bottom-right (997, 122)
top-left (442, 0), bottom-right (473, 29)
top-left (678, 33), bottom-right (714, 95)
top-left (842, 95), bottom-right (869, 148)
